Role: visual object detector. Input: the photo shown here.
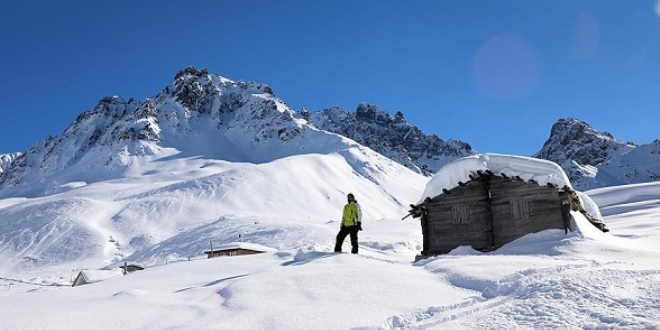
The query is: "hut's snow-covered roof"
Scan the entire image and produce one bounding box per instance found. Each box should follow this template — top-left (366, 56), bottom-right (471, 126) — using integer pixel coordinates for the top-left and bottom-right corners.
top-left (213, 242), bottom-right (277, 252)
top-left (78, 269), bottom-right (124, 284)
top-left (419, 153), bottom-right (572, 202)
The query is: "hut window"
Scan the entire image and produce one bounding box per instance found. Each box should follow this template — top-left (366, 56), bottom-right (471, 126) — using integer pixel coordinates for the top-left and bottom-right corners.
top-left (512, 198), bottom-right (530, 220)
top-left (451, 205), bottom-right (470, 224)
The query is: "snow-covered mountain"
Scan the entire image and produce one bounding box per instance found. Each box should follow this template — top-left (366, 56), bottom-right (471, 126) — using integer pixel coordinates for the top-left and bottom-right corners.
top-left (4, 67), bottom-right (657, 195)
top-left (596, 139), bottom-right (660, 185)
top-left (533, 118), bottom-right (641, 189)
top-left (0, 67), bottom-right (368, 197)
top-left (306, 103), bottom-right (475, 175)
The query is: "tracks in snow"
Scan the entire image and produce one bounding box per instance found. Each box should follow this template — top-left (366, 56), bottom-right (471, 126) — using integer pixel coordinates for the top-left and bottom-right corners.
top-left (367, 261), bottom-right (660, 329)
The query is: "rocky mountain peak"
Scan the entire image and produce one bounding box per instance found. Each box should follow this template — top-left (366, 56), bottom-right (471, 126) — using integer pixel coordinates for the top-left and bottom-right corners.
top-left (534, 118), bottom-right (636, 188)
top-left (168, 66), bottom-right (274, 111)
top-left (536, 118), bottom-right (635, 167)
top-left (355, 103), bottom-right (394, 123)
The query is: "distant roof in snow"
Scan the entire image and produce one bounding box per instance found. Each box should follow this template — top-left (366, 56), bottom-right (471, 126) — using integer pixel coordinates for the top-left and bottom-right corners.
top-left (79, 269), bottom-right (124, 284)
top-left (419, 153), bottom-right (573, 202)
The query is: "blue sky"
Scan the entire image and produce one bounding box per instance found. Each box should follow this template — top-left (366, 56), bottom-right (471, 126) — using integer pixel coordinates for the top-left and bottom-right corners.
top-left (1, 1), bottom-right (659, 156)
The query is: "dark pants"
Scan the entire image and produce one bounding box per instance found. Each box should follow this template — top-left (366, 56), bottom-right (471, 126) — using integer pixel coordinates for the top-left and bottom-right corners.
top-left (334, 225), bottom-right (359, 254)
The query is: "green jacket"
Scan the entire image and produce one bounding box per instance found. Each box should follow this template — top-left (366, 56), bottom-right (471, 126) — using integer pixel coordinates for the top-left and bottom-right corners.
top-left (341, 201), bottom-right (362, 226)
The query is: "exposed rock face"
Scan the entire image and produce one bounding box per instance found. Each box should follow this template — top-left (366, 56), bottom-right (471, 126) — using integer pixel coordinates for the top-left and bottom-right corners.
top-left (307, 103), bottom-right (475, 175)
top-left (0, 152), bottom-right (21, 174)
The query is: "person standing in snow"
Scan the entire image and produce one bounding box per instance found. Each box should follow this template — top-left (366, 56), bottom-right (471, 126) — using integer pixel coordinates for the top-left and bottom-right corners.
top-left (334, 193), bottom-right (362, 254)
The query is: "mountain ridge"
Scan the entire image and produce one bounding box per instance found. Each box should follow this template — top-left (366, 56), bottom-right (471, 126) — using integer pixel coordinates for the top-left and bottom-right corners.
top-left (1, 67), bottom-right (659, 194)
top-left (306, 103), bottom-right (476, 176)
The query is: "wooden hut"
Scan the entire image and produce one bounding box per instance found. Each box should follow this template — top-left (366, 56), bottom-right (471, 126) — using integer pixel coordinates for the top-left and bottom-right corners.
top-left (409, 154), bottom-right (607, 260)
top-left (204, 242), bottom-right (276, 259)
top-left (119, 263), bottom-right (144, 275)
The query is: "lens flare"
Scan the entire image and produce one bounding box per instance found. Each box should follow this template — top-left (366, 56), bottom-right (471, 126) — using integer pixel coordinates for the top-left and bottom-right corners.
top-left (471, 32), bottom-right (541, 102)
top-left (570, 12), bottom-right (600, 60)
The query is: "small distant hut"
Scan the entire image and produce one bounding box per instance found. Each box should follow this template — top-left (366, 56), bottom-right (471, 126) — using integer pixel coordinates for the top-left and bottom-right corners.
top-left (119, 263), bottom-right (144, 275)
top-left (204, 242), bottom-right (276, 259)
top-left (408, 154), bottom-right (607, 260)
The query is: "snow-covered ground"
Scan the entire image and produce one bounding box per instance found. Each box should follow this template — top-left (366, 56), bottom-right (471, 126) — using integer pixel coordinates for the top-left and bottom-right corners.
top-left (0, 171), bottom-right (659, 329)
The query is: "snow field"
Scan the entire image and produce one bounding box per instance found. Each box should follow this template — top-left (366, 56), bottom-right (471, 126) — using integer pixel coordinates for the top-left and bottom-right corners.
top-left (0, 148), bottom-right (659, 328)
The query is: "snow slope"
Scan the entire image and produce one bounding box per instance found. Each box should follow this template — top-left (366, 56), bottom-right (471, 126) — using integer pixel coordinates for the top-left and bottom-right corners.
top-left (0, 182), bottom-right (659, 329)
top-left (0, 146), bottom-right (427, 278)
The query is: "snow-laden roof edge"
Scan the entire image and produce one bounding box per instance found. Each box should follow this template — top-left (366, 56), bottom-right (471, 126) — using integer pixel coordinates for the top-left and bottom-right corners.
top-left (575, 191), bottom-right (603, 222)
top-left (419, 153), bottom-right (573, 202)
top-left (212, 242), bottom-right (277, 252)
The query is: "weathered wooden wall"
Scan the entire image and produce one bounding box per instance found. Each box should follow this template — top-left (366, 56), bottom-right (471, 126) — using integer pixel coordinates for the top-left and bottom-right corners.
top-left (489, 176), bottom-right (567, 248)
top-left (422, 175), bottom-right (569, 256)
top-left (205, 249), bottom-right (263, 258)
